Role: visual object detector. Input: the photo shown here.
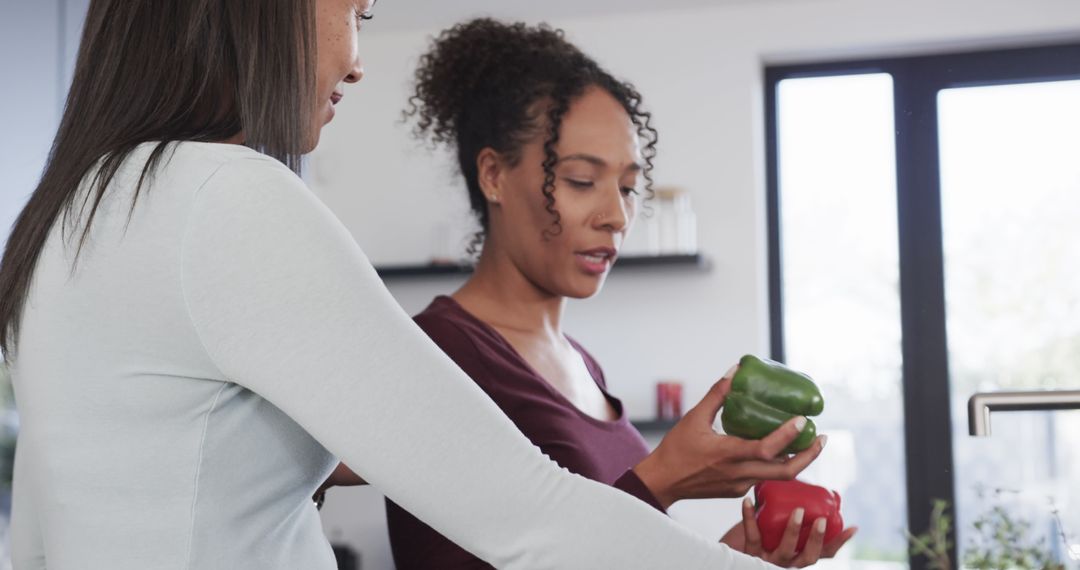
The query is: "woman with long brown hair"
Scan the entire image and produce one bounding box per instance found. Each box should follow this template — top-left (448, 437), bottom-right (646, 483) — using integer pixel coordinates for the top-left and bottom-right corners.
top-left (3, 1), bottom-right (819, 568)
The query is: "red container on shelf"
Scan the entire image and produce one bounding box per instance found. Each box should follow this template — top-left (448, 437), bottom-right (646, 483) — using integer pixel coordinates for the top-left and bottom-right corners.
top-left (656, 381), bottom-right (683, 420)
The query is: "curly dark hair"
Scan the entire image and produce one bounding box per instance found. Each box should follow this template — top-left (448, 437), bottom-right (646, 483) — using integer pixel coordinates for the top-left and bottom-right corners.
top-left (404, 18), bottom-right (659, 252)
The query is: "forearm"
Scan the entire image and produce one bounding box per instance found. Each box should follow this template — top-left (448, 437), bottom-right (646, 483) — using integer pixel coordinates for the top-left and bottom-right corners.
top-left (615, 467), bottom-right (670, 512)
top-left (632, 450), bottom-right (686, 510)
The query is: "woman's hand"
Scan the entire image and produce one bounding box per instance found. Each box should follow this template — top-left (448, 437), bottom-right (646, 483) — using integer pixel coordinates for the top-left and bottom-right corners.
top-left (720, 496), bottom-right (858, 567)
top-left (632, 372), bottom-right (825, 509)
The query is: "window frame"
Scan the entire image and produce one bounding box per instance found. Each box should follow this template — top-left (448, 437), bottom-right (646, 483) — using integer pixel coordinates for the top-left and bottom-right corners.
top-left (765, 42), bottom-right (1080, 569)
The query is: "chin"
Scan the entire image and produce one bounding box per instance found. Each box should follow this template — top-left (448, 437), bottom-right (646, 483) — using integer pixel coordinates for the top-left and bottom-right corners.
top-left (564, 279), bottom-right (607, 300)
top-left (302, 131), bottom-right (321, 154)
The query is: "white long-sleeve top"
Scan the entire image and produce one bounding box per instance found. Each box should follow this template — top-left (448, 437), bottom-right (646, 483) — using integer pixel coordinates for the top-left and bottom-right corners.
top-left (10, 142), bottom-right (774, 570)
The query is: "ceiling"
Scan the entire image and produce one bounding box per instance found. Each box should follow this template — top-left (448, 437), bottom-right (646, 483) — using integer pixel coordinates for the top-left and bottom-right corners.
top-left (367, 0), bottom-right (790, 33)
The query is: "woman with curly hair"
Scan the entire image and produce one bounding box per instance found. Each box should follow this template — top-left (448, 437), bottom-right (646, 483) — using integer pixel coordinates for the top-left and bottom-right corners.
top-left (324, 18), bottom-right (853, 568)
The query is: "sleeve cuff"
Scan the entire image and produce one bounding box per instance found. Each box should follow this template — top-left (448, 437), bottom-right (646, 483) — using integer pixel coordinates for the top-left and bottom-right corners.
top-left (613, 469), bottom-right (667, 514)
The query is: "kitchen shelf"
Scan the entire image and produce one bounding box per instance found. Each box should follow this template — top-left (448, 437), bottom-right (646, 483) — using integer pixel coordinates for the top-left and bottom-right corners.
top-left (629, 419), bottom-right (678, 433)
top-left (374, 253), bottom-right (709, 279)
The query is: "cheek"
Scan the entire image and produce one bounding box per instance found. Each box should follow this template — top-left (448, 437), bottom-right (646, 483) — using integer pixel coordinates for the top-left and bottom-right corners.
top-left (507, 192), bottom-right (563, 256)
top-left (315, 20), bottom-right (355, 89)
top-left (508, 175), bottom-right (555, 227)
top-left (314, 46), bottom-right (335, 92)
top-left (625, 206), bottom-right (640, 231)
top-left (343, 27), bottom-right (360, 68)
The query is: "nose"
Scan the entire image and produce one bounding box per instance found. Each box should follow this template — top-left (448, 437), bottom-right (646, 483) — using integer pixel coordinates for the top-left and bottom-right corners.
top-left (344, 64), bottom-right (364, 84)
top-left (592, 184), bottom-right (631, 233)
top-left (344, 58), bottom-right (364, 84)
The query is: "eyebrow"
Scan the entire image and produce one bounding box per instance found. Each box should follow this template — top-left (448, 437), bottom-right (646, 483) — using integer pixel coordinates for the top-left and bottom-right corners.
top-left (558, 154), bottom-right (643, 172)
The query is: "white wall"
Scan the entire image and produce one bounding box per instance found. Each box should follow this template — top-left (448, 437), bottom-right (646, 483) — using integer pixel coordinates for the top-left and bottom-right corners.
top-left (1, 0), bottom-right (60, 246)
top-left (311, 0), bottom-right (1080, 566)
top-left (0, 0), bottom-right (89, 248)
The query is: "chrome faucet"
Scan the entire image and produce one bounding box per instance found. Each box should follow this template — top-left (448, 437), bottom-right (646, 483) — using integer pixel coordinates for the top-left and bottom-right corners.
top-left (968, 389), bottom-right (1080, 436)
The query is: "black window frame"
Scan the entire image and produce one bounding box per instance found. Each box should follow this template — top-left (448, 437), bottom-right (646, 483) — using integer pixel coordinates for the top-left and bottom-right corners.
top-left (765, 42), bottom-right (1080, 570)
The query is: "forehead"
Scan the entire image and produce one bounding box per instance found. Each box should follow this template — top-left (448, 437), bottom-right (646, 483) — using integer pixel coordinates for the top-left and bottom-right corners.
top-left (333, 0), bottom-right (374, 11)
top-left (557, 88), bottom-right (641, 162)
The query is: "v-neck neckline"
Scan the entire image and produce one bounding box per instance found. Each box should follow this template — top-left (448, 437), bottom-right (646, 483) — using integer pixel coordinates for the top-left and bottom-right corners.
top-left (433, 296), bottom-right (627, 429)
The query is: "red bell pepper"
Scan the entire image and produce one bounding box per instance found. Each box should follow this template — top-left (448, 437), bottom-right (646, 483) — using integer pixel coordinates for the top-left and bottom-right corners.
top-left (754, 479), bottom-right (844, 553)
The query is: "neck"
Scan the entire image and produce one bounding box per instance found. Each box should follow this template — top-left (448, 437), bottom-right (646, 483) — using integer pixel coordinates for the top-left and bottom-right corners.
top-left (453, 240), bottom-right (566, 339)
top-left (221, 132), bottom-right (245, 145)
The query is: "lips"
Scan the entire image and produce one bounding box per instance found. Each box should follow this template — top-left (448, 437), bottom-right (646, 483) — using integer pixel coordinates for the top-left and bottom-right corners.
top-left (576, 247), bottom-right (617, 263)
top-left (574, 246), bottom-right (617, 276)
top-left (330, 92), bottom-right (343, 105)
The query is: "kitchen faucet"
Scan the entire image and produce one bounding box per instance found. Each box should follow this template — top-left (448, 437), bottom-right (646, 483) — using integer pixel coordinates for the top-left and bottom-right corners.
top-left (968, 389), bottom-right (1080, 436)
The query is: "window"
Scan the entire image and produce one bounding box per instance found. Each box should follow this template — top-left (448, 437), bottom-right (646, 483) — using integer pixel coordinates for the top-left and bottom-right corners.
top-left (767, 44), bottom-right (1080, 569)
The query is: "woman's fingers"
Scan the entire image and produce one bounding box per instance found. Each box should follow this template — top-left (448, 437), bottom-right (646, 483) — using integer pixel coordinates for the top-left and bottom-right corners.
top-left (768, 507), bottom-right (804, 564)
top-left (645, 374), bottom-right (826, 503)
top-left (821, 526), bottom-right (858, 558)
top-left (790, 517), bottom-right (827, 567)
top-left (685, 377), bottom-right (733, 427)
top-left (683, 362), bottom-right (740, 429)
top-left (767, 436), bottom-right (823, 477)
top-left (732, 435), bottom-right (825, 481)
top-left (740, 496), bottom-right (764, 555)
top-left (755, 415), bottom-right (812, 459)
top-left (727, 452), bottom-right (811, 483)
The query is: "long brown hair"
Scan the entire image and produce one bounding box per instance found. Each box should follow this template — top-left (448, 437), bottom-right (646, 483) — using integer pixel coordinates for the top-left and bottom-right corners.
top-left (0, 0), bottom-right (316, 356)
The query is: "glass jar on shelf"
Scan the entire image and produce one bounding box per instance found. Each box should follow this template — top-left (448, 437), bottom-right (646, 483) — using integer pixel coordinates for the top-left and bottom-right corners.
top-left (654, 187), bottom-right (698, 255)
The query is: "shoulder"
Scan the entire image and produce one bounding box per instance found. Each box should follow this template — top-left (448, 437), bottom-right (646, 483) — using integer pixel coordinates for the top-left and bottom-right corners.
top-left (413, 300), bottom-right (485, 358)
top-left (171, 142), bottom-right (306, 200)
top-left (177, 143), bottom-right (335, 229)
top-left (412, 300), bottom-right (505, 389)
top-left (178, 142), bottom-right (362, 285)
top-left (179, 141), bottom-right (290, 171)
top-left (211, 152), bottom-right (299, 185)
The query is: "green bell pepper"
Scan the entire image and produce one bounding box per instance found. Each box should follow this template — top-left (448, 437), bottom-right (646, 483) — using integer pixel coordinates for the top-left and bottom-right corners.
top-left (720, 354), bottom-right (823, 453)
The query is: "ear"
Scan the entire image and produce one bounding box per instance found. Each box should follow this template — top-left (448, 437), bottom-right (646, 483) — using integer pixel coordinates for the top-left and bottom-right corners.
top-left (476, 148), bottom-right (504, 204)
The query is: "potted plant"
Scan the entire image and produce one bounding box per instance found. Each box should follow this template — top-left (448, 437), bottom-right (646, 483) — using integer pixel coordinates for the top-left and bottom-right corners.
top-left (907, 490), bottom-right (1078, 570)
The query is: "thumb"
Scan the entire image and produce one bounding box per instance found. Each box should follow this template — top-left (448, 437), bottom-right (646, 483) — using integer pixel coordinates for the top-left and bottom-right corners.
top-left (756, 414), bottom-right (809, 458)
top-left (685, 364), bottom-right (738, 425)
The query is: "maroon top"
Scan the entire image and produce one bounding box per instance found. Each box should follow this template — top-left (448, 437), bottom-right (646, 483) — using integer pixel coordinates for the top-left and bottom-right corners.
top-left (385, 296), bottom-right (664, 569)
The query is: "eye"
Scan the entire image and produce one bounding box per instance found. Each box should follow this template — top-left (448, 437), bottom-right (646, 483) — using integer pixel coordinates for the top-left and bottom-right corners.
top-left (355, 7), bottom-right (374, 29)
top-left (564, 178), bottom-right (594, 189)
top-left (621, 186), bottom-right (639, 196)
